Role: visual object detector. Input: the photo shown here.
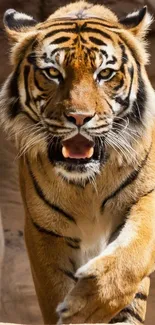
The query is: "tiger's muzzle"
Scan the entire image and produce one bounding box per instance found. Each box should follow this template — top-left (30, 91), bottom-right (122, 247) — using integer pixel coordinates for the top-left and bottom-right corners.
top-left (47, 133), bottom-right (105, 168)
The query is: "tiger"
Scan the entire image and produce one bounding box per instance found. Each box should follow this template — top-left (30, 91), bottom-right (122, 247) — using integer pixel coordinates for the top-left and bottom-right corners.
top-left (0, 1), bottom-right (155, 324)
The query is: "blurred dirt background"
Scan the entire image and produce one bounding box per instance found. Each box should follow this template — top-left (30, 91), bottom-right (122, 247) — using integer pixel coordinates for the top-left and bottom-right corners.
top-left (0, 1), bottom-right (154, 324)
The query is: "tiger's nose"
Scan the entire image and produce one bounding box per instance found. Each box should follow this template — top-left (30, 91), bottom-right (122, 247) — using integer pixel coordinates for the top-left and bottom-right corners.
top-left (65, 113), bottom-right (95, 126)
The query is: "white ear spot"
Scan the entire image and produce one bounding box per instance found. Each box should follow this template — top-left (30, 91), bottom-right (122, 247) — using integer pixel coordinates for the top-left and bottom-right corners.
top-left (13, 12), bottom-right (34, 21)
top-left (119, 6), bottom-right (152, 28)
top-left (126, 8), bottom-right (146, 20)
top-left (3, 8), bottom-right (37, 31)
top-left (119, 6), bottom-right (153, 38)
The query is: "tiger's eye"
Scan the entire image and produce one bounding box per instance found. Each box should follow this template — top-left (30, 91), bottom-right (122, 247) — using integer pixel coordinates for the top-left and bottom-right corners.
top-left (48, 67), bottom-right (60, 77)
top-left (99, 68), bottom-right (113, 79)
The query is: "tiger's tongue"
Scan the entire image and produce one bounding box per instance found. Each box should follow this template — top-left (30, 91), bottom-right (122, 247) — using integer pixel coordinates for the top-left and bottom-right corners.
top-left (62, 134), bottom-right (94, 159)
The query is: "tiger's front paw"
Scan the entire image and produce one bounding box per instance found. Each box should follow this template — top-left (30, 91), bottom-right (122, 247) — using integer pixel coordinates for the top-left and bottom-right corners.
top-left (57, 258), bottom-right (123, 324)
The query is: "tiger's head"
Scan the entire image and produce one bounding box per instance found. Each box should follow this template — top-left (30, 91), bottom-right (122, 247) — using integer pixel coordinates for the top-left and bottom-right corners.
top-left (0, 1), bottom-right (154, 183)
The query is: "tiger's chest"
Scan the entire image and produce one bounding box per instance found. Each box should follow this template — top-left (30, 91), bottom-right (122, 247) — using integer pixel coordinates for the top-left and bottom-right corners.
top-left (23, 157), bottom-right (133, 255)
top-left (60, 189), bottom-right (125, 253)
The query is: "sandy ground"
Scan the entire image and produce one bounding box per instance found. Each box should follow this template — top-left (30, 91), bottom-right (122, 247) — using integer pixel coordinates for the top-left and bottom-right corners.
top-left (0, 129), bottom-right (154, 324)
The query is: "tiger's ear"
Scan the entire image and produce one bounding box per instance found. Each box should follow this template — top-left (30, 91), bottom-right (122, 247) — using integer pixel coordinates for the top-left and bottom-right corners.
top-left (3, 9), bottom-right (37, 41)
top-left (119, 6), bottom-right (153, 39)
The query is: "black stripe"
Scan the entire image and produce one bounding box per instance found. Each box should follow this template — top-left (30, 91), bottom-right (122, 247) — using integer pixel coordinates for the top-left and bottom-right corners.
top-left (26, 158), bottom-right (76, 224)
top-left (89, 36), bottom-right (107, 46)
top-left (19, 111), bottom-right (38, 123)
top-left (80, 35), bottom-right (87, 44)
top-left (100, 49), bottom-right (108, 59)
top-left (113, 78), bottom-right (124, 91)
top-left (67, 237), bottom-right (81, 244)
top-left (83, 46), bottom-right (99, 57)
top-left (107, 56), bottom-right (117, 65)
top-left (7, 66), bottom-right (21, 118)
top-left (46, 123), bottom-right (72, 130)
top-left (31, 40), bottom-right (39, 51)
top-left (115, 95), bottom-right (127, 107)
top-left (27, 53), bottom-right (37, 65)
top-left (59, 307), bottom-right (69, 313)
top-left (33, 70), bottom-right (45, 91)
top-left (101, 148), bottom-right (150, 211)
top-left (26, 199), bottom-right (80, 247)
top-left (38, 21), bottom-right (75, 30)
top-left (24, 65), bottom-right (31, 107)
top-left (73, 36), bottom-right (79, 45)
top-left (108, 222), bottom-right (125, 244)
top-left (83, 27), bottom-right (112, 40)
top-left (86, 46), bottom-right (103, 54)
top-left (69, 258), bottom-right (77, 273)
top-left (109, 315), bottom-right (128, 323)
top-left (118, 34), bottom-right (140, 64)
top-left (59, 268), bottom-right (77, 282)
top-left (41, 18), bottom-right (119, 30)
top-left (32, 219), bottom-right (62, 237)
top-left (109, 187), bottom-right (155, 243)
top-left (89, 124), bottom-right (109, 131)
top-left (135, 292), bottom-right (147, 301)
top-left (32, 219), bottom-right (81, 246)
top-left (41, 16), bottom-right (118, 25)
top-left (124, 187), bottom-right (155, 218)
top-left (116, 65), bottom-right (134, 112)
top-left (127, 67), bottom-right (147, 125)
top-left (7, 34), bottom-right (37, 119)
top-left (50, 46), bottom-right (71, 57)
top-left (123, 307), bottom-right (144, 323)
top-left (128, 66), bottom-right (134, 91)
top-left (104, 98), bottom-right (114, 113)
top-left (50, 36), bottom-right (70, 44)
top-left (44, 28), bottom-right (77, 39)
top-left (25, 199), bottom-right (63, 237)
top-left (86, 21), bottom-right (120, 29)
top-left (23, 66), bottom-right (39, 119)
top-left (143, 187), bottom-right (155, 197)
top-left (66, 236), bottom-right (81, 249)
top-left (66, 242), bottom-right (80, 249)
top-left (119, 43), bottom-right (128, 65)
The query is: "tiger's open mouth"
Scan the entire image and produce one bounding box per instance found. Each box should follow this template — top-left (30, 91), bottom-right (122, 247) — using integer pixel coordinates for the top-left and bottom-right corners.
top-left (48, 134), bottom-right (105, 166)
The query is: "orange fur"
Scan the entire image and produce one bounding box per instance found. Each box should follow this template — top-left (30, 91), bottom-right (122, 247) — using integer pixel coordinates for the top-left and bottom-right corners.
top-left (0, 1), bottom-right (155, 324)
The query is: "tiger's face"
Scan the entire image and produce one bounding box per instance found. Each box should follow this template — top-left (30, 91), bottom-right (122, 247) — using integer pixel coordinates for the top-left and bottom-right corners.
top-left (1, 3), bottom-right (152, 183)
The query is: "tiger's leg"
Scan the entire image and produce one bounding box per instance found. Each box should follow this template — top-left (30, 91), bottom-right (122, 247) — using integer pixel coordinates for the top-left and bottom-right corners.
top-left (110, 276), bottom-right (150, 324)
top-left (58, 277), bottom-right (150, 325)
top-left (57, 191), bottom-right (155, 324)
top-left (25, 211), bottom-right (81, 324)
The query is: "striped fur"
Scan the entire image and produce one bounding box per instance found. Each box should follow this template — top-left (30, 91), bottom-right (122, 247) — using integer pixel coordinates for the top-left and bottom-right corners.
top-left (0, 1), bottom-right (155, 324)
